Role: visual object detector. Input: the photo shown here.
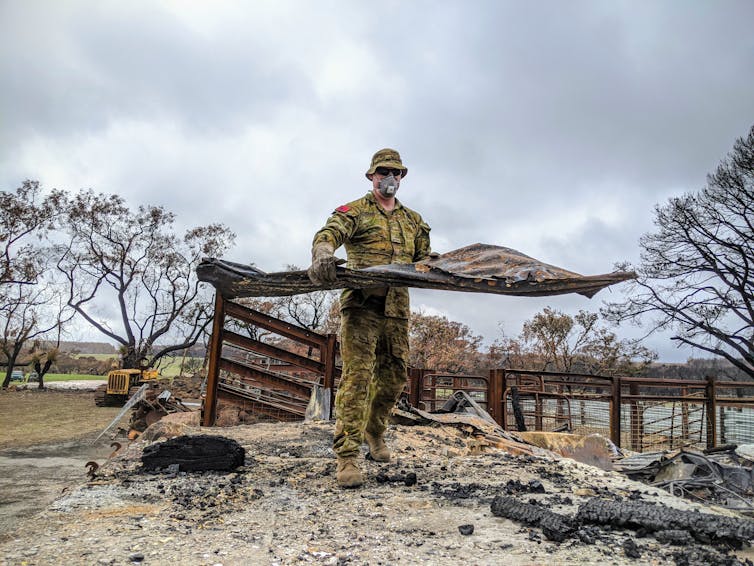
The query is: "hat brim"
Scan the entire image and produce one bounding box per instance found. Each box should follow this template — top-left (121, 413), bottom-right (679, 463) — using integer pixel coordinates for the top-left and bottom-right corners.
top-left (365, 161), bottom-right (408, 179)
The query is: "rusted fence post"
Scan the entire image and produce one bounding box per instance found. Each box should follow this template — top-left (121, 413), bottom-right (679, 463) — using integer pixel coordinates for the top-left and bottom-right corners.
top-left (202, 292), bottom-right (225, 427)
top-left (488, 368), bottom-right (504, 426)
top-left (407, 368), bottom-right (424, 408)
top-left (501, 369), bottom-right (509, 429)
top-left (706, 376), bottom-right (717, 449)
top-left (321, 333), bottom-right (338, 420)
top-left (610, 376), bottom-right (622, 448)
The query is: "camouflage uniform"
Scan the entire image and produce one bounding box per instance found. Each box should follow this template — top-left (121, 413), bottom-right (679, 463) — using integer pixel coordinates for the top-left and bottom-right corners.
top-left (313, 191), bottom-right (431, 457)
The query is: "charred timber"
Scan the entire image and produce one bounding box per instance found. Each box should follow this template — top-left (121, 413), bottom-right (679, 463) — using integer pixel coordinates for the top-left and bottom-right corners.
top-left (576, 497), bottom-right (754, 548)
top-left (490, 495), bottom-right (575, 542)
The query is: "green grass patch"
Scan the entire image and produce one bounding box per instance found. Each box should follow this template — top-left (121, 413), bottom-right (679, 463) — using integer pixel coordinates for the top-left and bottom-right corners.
top-left (154, 357), bottom-right (203, 377)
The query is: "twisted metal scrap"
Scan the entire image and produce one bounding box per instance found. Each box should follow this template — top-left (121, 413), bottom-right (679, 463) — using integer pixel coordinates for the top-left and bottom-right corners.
top-left (197, 243), bottom-right (635, 299)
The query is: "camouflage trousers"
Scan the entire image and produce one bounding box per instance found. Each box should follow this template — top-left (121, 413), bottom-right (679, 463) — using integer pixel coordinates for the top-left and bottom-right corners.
top-left (333, 303), bottom-right (409, 458)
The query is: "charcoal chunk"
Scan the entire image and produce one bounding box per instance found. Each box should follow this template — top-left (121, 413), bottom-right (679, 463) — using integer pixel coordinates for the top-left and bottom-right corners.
top-left (375, 471), bottom-right (417, 486)
top-left (142, 435), bottom-right (245, 472)
top-left (623, 537), bottom-right (641, 559)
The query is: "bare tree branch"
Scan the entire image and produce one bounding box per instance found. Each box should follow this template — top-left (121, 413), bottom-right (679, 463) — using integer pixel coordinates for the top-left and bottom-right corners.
top-left (603, 124), bottom-right (754, 376)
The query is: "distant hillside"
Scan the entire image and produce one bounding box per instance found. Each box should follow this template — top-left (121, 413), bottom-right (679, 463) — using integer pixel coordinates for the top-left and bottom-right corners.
top-left (57, 341), bottom-right (118, 355)
top-left (57, 341), bottom-right (206, 357)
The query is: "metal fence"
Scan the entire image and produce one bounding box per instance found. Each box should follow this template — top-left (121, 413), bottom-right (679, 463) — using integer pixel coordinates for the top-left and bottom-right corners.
top-left (499, 370), bottom-right (754, 452)
top-left (201, 302), bottom-right (754, 452)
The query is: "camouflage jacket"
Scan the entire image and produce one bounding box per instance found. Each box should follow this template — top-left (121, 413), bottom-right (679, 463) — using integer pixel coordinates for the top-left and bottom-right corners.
top-left (312, 192), bottom-right (431, 318)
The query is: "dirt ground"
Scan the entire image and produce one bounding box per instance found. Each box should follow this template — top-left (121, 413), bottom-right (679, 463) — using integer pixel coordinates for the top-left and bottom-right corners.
top-left (2, 389), bottom-right (754, 565)
top-left (0, 388), bottom-right (118, 449)
top-left (0, 389), bottom-right (123, 537)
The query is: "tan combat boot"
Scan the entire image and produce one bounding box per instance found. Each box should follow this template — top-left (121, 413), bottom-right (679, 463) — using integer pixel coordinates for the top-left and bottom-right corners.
top-left (336, 457), bottom-right (363, 488)
top-left (364, 432), bottom-right (391, 462)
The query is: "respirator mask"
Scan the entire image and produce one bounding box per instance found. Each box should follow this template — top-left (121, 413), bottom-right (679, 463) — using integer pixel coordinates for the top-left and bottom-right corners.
top-left (378, 174), bottom-right (399, 198)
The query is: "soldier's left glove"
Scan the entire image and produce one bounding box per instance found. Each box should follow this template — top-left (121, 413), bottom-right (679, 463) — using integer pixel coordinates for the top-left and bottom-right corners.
top-left (308, 242), bottom-right (337, 285)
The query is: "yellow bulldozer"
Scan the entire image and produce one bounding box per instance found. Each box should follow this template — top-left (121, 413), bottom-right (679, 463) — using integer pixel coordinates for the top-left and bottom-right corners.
top-left (94, 367), bottom-right (160, 407)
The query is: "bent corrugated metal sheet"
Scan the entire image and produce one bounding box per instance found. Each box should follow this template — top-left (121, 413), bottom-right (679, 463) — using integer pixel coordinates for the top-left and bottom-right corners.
top-left (196, 243), bottom-right (635, 299)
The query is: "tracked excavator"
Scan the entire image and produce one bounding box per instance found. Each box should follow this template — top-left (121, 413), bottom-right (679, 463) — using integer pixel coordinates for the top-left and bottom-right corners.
top-left (94, 367), bottom-right (160, 406)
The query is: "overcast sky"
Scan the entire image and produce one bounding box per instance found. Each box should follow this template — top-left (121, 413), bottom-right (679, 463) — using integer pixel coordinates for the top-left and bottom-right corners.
top-left (2, 1), bottom-right (753, 361)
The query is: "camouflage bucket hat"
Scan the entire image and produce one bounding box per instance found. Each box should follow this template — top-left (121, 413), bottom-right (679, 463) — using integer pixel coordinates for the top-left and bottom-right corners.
top-left (365, 148), bottom-right (408, 179)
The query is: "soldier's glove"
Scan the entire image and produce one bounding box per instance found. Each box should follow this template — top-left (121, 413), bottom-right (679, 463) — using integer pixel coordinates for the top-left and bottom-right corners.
top-left (308, 242), bottom-right (337, 285)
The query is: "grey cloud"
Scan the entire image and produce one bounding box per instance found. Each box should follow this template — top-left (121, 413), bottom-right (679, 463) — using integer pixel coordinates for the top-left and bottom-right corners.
top-left (2, 1), bottom-right (753, 362)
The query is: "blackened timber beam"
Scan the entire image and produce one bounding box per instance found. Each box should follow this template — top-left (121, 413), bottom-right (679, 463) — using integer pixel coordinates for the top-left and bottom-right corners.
top-left (219, 358), bottom-right (312, 400)
top-left (223, 330), bottom-right (326, 374)
top-left (224, 301), bottom-right (327, 349)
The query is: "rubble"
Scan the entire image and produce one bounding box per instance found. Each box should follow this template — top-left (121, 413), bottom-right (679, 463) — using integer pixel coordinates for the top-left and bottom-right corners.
top-left (4, 420), bottom-right (754, 564)
top-left (392, 392), bottom-right (546, 458)
top-left (615, 446), bottom-right (754, 514)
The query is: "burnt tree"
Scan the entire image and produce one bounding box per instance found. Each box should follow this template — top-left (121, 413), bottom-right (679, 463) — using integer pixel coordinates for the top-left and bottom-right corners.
top-left (604, 125), bottom-right (754, 377)
top-left (0, 181), bottom-right (69, 388)
top-left (56, 190), bottom-right (235, 369)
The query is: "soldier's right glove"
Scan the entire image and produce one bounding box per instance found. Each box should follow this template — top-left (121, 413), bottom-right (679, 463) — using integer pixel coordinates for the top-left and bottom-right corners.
top-left (308, 242), bottom-right (337, 285)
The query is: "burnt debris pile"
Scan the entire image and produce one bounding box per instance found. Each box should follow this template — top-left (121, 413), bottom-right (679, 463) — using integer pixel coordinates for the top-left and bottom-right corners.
top-left (141, 435), bottom-right (245, 472)
top-left (615, 446), bottom-right (754, 515)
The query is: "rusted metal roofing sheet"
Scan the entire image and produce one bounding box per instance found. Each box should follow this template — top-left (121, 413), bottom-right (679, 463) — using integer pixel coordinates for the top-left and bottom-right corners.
top-left (197, 243), bottom-right (635, 299)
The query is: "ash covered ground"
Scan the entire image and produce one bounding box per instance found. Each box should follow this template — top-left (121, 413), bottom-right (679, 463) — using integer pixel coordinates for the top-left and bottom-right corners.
top-left (2, 419), bottom-right (754, 566)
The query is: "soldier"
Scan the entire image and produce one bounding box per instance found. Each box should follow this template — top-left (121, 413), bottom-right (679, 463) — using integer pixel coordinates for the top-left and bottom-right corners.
top-left (308, 148), bottom-right (432, 487)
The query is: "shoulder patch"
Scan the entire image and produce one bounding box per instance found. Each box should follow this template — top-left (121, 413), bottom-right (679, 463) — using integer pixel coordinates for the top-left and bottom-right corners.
top-left (335, 205), bottom-right (351, 213)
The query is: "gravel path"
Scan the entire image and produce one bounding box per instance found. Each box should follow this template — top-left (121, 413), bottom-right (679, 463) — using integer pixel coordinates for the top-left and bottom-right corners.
top-left (13, 380), bottom-right (106, 391)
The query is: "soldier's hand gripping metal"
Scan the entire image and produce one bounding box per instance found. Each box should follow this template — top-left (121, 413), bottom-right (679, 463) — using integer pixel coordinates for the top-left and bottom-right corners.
top-left (308, 242), bottom-right (338, 285)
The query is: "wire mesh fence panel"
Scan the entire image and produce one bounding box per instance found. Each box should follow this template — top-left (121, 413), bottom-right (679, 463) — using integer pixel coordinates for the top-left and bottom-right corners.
top-left (620, 398), bottom-right (708, 452)
top-left (620, 378), bottom-right (710, 452)
top-left (501, 370), bottom-right (614, 436)
top-left (569, 398), bottom-right (612, 438)
top-left (716, 381), bottom-right (754, 445)
top-left (717, 405), bottom-right (754, 445)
